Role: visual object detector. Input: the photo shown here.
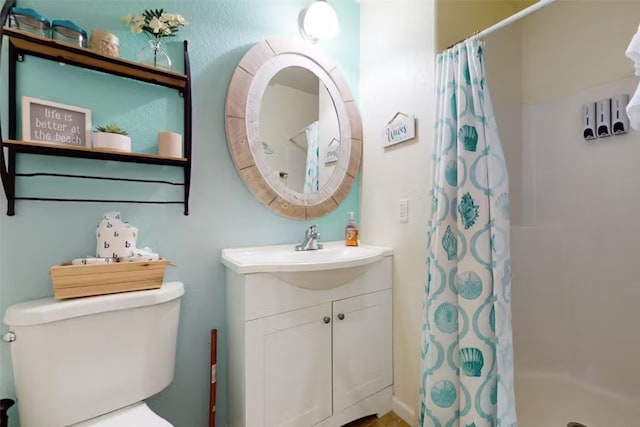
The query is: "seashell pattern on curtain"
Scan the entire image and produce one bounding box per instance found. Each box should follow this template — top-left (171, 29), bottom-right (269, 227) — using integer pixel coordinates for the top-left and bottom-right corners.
top-left (419, 39), bottom-right (517, 427)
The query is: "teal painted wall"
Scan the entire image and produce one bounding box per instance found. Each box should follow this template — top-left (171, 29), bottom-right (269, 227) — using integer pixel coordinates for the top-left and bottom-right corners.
top-left (0, 1), bottom-right (359, 426)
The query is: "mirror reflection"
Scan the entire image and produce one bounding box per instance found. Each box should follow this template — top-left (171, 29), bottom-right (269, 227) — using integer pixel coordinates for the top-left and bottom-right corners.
top-left (260, 66), bottom-right (340, 194)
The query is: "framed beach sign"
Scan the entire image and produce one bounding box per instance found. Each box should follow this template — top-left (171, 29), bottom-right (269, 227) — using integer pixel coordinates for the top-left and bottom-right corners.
top-left (22, 96), bottom-right (92, 148)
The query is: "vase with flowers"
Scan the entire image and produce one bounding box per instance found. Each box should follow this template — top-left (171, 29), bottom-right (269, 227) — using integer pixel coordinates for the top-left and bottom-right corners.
top-left (122, 9), bottom-right (187, 70)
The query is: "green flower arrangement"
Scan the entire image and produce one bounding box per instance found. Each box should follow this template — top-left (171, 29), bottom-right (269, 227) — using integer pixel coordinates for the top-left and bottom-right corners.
top-left (122, 9), bottom-right (188, 40)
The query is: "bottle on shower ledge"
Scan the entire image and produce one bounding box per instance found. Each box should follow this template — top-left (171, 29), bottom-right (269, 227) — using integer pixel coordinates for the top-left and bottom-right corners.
top-left (345, 211), bottom-right (359, 247)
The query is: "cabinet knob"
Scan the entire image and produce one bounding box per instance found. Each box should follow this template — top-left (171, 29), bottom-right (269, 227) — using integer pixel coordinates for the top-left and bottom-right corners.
top-left (1, 332), bottom-right (15, 343)
top-left (337, 313), bottom-right (345, 320)
top-left (323, 316), bottom-right (331, 324)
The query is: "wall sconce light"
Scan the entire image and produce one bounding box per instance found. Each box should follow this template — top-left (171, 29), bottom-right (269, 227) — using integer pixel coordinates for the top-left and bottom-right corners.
top-left (299, 0), bottom-right (339, 43)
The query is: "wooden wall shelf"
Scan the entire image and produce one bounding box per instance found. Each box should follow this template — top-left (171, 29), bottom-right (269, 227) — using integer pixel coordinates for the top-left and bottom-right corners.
top-left (0, 0), bottom-right (193, 215)
top-left (4, 140), bottom-right (188, 167)
top-left (2, 26), bottom-right (188, 91)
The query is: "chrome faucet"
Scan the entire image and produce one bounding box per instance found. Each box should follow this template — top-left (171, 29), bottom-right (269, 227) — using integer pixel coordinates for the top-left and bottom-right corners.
top-left (295, 225), bottom-right (323, 251)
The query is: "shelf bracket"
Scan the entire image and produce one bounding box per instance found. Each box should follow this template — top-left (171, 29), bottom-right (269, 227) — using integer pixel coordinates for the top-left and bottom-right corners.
top-left (6, 150), bottom-right (16, 216)
top-left (182, 40), bottom-right (192, 216)
top-left (0, 0), bottom-right (18, 215)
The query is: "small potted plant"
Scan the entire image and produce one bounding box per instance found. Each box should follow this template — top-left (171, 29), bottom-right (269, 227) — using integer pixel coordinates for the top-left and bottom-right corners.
top-left (92, 124), bottom-right (131, 152)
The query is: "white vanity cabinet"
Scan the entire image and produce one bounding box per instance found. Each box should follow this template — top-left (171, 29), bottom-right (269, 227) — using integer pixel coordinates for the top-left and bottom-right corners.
top-left (222, 242), bottom-right (393, 427)
top-left (332, 290), bottom-right (392, 413)
top-left (245, 302), bottom-right (333, 427)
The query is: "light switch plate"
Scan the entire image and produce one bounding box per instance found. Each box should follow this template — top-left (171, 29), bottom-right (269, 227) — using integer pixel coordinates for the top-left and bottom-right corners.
top-left (399, 199), bottom-right (408, 223)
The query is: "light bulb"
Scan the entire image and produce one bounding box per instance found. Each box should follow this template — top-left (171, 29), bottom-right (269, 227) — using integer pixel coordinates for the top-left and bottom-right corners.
top-left (301, 0), bottom-right (339, 42)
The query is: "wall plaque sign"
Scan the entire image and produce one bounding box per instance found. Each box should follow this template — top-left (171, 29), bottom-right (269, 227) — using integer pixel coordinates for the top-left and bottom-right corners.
top-left (382, 112), bottom-right (416, 148)
top-left (325, 137), bottom-right (339, 164)
top-left (22, 96), bottom-right (92, 148)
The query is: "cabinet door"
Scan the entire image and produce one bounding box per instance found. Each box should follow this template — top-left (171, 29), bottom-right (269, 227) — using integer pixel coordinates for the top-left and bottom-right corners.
top-left (332, 289), bottom-right (392, 412)
top-left (246, 303), bottom-right (333, 427)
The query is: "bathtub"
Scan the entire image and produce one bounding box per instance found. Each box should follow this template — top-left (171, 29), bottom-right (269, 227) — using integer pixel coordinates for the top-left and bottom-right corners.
top-left (515, 373), bottom-right (640, 427)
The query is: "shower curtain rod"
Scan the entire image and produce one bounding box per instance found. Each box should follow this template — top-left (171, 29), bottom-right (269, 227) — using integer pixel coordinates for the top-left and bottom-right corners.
top-left (290, 127), bottom-right (306, 142)
top-left (446, 0), bottom-right (557, 50)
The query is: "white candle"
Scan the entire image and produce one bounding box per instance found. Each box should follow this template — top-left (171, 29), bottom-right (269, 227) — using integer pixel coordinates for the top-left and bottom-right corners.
top-left (158, 131), bottom-right (183, 158)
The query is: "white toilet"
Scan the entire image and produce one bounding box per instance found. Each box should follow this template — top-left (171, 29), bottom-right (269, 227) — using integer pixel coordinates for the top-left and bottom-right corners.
top-left (3, 281), bottom-right (184, 427)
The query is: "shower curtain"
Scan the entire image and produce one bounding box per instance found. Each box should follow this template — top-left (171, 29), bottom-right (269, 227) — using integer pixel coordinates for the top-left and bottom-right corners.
top-left (303, 121), bottom-right (320, 193)
top-left (419, 39), bottom-right (516, 427)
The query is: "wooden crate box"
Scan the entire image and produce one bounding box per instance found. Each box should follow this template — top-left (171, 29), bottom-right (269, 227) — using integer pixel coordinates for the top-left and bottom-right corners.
top-left (51, 259), bottom-right (171, 299)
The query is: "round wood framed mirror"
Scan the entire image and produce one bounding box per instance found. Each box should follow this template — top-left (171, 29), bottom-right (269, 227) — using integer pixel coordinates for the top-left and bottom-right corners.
top-left (225, 37), bottom-right (362, 220)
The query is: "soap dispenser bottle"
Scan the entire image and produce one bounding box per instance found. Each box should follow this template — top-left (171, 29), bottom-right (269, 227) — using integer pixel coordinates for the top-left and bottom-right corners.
top-left (345, 212), bottom-right (359, 246)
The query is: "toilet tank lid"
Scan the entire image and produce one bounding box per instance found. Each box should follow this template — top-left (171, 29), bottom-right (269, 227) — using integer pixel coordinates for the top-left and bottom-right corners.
top-left (3, 281), bottom-right (184, 326)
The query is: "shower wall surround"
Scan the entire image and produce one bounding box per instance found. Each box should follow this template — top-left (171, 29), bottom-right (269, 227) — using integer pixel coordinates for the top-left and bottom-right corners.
top-left (514, 77), bottom-right (640, 399)
top-left (483, 1), bottom-right (640, 422)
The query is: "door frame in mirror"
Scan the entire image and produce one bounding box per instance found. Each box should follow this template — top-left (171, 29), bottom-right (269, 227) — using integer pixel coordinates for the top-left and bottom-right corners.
top-left (225, 37), bottom-right (362, 220)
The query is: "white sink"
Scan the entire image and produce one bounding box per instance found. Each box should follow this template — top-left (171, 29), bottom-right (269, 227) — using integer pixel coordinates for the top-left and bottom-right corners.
top-left (221, 241), bottom-right (393, 290)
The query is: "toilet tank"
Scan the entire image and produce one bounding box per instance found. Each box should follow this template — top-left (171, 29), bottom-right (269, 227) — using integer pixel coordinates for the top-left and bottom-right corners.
top-left (3, 281), bottom-right (184, 427)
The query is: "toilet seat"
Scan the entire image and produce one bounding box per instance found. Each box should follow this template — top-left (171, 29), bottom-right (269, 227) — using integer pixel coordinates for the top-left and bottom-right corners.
top-left (70, 402), bottom-right (172, 426)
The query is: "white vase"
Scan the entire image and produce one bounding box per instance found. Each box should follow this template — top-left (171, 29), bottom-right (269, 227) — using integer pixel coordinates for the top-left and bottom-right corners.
top-left (92, 132), bottom-right (132, 152)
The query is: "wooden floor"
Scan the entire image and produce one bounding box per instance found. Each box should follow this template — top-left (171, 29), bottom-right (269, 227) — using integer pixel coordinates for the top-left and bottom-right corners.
top-left (343, 412), bottom-right (410, 427)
